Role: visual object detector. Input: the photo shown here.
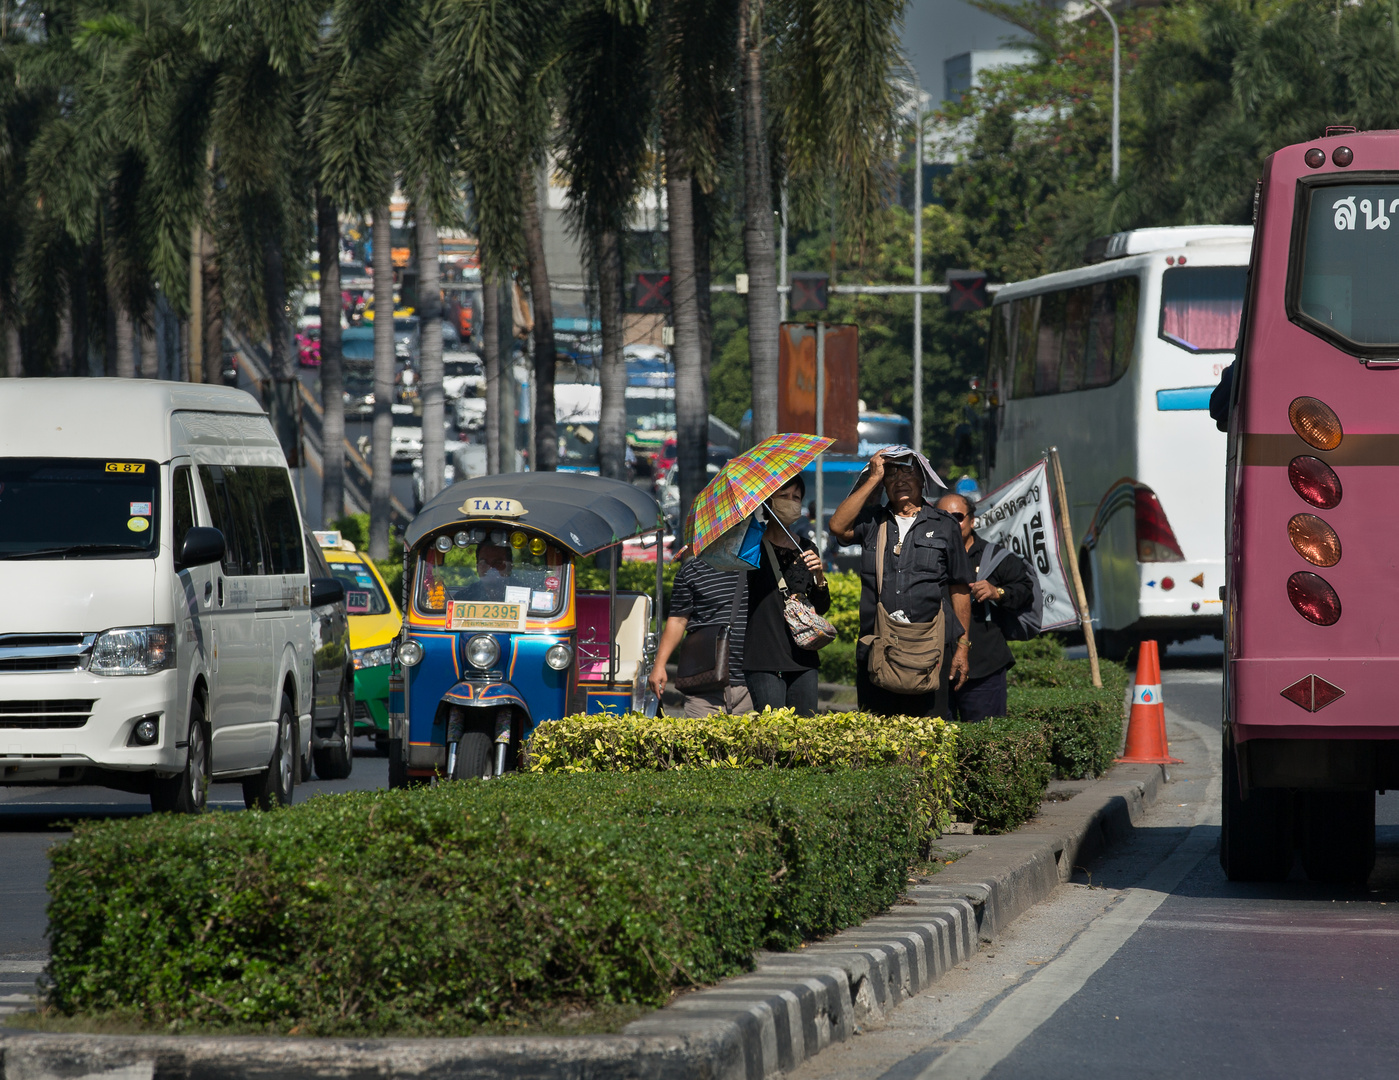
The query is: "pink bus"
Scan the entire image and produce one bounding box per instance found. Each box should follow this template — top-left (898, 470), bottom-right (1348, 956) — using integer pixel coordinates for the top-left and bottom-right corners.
top-left (1224, 127), bottom-right (1399, 884)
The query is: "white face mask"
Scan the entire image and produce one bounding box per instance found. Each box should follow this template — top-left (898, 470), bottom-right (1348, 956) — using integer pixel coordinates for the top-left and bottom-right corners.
top-left (770, 495), bottom-right (803, 526)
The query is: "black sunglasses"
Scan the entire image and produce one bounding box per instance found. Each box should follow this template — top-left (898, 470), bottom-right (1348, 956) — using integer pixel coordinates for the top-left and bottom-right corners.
top-left (944, 510), bottom-right (966, 522)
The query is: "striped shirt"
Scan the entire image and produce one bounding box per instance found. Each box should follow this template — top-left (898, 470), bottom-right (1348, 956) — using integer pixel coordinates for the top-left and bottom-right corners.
top-left (668, 557), bottom-right (748, 686)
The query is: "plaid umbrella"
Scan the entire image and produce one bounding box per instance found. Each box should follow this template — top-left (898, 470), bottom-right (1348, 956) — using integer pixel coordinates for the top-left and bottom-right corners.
top-left (687, 433), bottom-right (833, 554)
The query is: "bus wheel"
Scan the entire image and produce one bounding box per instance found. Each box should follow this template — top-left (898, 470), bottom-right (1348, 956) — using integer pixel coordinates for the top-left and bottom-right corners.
top-left (1300, 790), bottom-right (1375, 885)
top-left (1220, 737), bottom-right (1292, 882)
top-left (452, 731), bottom-right (493, 780)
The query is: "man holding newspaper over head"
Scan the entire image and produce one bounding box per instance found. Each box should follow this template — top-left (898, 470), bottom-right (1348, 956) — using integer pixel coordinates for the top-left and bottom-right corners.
top-left (829, 446), bottom-right (973, 719)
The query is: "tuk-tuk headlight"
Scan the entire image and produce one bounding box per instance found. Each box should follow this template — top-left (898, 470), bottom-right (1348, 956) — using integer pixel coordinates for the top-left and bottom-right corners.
top-left (435, 535), bottom-right (453, 553)
top-left (454, 531), bottom-right (471, 547)
top-left (545, 643), bottom-right (572, 671)
top-left (397, 639), bottom-right (424, 667)
top-left (466, 634), bottom-right (500, 670)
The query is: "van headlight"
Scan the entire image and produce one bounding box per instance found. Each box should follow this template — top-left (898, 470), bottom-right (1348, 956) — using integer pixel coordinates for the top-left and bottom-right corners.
top-left (397, 640), bottom-right (424, 667)
top-left (545, 643), bottom-right (572, 671)
top-left (89, 626), bottom-right (176, 676)
top-left (465, 634), bottom-right (500, 670)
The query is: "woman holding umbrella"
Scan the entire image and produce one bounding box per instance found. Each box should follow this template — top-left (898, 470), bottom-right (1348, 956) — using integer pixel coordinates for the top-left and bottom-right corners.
top-left (744, 475), bottom-right (830, 715)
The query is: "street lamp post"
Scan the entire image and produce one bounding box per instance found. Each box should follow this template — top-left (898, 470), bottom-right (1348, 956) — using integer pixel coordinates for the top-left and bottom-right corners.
top-left (1086, 0), bottom-right (1120, 183)
top-left (912, 76), bottom-right (924, 455)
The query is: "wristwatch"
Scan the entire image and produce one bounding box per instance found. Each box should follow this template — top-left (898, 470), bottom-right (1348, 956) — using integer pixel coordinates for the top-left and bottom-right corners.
top-left (995, 586), bottom-right (1005, 600)
top-left (957, 634), bottom-right (971, 650)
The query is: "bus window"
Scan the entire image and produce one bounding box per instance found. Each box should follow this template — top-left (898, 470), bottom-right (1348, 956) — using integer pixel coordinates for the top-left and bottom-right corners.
top-left (1113, 276), bottom-right (1140, 381)
top-left (1293, 183), bottom-right (1399, 349)
top-left (1060, 286), bottom-right (1092, 392)
top-left (1159, 266), bottom-right (1246, 352)
top-left (987, 304), bottom-right (1011, 395)
top-left (1013, 297), bottom-right (1038, 398)
top-left (1035, 292), bottom-right (1065, 395)
top-left (1084, 282), bottom-right (1115, 387)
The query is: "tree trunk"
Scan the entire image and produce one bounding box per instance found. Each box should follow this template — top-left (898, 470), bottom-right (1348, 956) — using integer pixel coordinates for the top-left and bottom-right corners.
top-left (520, 166), bottom-right (558, 471)
top-left (596, 228), bottom-right (627, 482)
top-left (694, 175), bottom-right (715, 407)
top-left (139, 307), bottom-right (159, 378)
top-left (417, 191), bottom-right (446, 502)
top-left (189, 219), bottom-right (204, 383)
top-left (740, 0), bottom-right (779, 442)
top-left (113, 295), bottom-right (135, 379)
top-left (56, 300), bottom-right (76, 377)
top-left (317, 192), bottom-right (345, 527)
top-left (370, 206), bottom-right (395, 560)
top-left (498, 284), bottom-right (517, 472)
top-left (482, 278), bottom-right (501, 475)
top-left (664, 126), bottom-right (707, 539)
top-left (263, 231), bottom-right (300, 466)
top-left (203, 230), bottom-right (223, 384)
top-left (0, 291), bottom-right (18, 377)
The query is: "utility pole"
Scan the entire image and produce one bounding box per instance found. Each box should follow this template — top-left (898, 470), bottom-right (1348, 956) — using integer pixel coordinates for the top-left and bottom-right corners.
top-left (815, 318), bottom-right (825, 555)
top-left (780, 185), bottom-right (789, 323)
top-left (912, 76), bottom-right (924, 454)
top-left (1086, 0), bottom-right (1120, 183)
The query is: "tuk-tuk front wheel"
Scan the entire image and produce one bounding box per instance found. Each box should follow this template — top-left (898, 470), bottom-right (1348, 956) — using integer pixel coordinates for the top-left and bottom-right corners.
top-left (452, 731), bottom-right (493, 780)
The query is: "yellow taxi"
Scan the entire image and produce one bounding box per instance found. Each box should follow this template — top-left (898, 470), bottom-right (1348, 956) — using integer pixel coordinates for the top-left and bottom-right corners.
top-left (315, 534), bottom-right (402, 752)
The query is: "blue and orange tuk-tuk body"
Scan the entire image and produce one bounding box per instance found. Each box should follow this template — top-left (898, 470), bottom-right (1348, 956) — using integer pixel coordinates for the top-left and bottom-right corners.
top-left (387, 473), bottom-right (664, 782)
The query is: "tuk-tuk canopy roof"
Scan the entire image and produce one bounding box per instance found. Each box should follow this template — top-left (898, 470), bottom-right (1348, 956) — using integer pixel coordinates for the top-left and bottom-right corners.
top-left (405, 473), bottom-right (664, 556)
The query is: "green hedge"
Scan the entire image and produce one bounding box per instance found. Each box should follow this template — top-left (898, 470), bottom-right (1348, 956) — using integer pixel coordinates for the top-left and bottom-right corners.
top-left (952, 719), bottom-right (1054, 833)
top-left (526, 709), bottom-right (957, 843)
top-left (47, 770), bottom-right (919, 1034)
top-left (1008, 686), bottom-right (1124, 781)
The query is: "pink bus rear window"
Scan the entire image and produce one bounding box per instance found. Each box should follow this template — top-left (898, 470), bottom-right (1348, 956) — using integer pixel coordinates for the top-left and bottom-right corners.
top-left (1158, 267), bottom-right (1246, 353)
top-left (1295, 182), bottom-right (1399, 349)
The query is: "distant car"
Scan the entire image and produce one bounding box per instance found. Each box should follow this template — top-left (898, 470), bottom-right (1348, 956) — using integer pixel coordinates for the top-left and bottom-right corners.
top-left (354, 426), bottom-right (422, 471)
top-left (297, 326), bottom-right (321, 367)
top-left (343, 359), bottom-right (375, 417)
top-left (304, 533), bottom-right (355, 781)
top-left (441, 321), bottom-right (462, 349)
top-left (455, 395), bottom-right (486, 432)
top-left (394, 316), bottom-right (420, 362)
top-left (317, 536), bottom-right (403, 754)
top-left (442, 354), bottom-right (484, 399)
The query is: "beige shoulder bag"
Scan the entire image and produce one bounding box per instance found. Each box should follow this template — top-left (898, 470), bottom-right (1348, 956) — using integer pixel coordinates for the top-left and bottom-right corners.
top-left (859, 520), bottom-right (945, 694)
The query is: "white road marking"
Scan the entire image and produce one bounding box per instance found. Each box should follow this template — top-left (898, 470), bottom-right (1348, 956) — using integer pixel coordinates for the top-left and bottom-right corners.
top-left (1146, 920), bottom-right (1399, 936)
top-left (910, 708), bottom-right (1221, 1080)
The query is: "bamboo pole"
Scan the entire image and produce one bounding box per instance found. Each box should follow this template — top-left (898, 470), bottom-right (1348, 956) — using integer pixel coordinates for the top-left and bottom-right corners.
top-left (1049, 446), bottom-right (1101, 688)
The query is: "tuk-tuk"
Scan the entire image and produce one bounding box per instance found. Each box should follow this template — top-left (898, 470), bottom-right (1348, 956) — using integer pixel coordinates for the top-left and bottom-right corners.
top-left (387, 473), bottom-right (665, 783)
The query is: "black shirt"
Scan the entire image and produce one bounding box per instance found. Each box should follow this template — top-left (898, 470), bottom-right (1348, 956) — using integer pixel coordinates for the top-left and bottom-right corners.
top-left (668, 557), bottom-right (748, 685)
top-left (850, 504), bottom-right (973, 639)
top-left (744, 538), bottom-right (831, 673)
top-left (965, 533), bottom-right (1034, 681)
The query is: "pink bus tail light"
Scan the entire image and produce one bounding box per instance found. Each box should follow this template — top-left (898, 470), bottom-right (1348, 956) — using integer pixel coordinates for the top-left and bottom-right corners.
top-left (1288, 513), bottom-right (1341, 567)
top-left (1288, 455), bottom-right (1342, 509)
top-left (1288, 396), bottom-right (1343, 451)
top-left (1287, 571), bottom-right (1342, 626)
top-left (1134, 487), bottom-right (1185, 562)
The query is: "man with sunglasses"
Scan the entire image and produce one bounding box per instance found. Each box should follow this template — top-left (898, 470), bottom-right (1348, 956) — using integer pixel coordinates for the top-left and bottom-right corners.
top-left (936, 491), bottom-right (1034, 723)
top-left (830, 448), bottom-right (972, 718)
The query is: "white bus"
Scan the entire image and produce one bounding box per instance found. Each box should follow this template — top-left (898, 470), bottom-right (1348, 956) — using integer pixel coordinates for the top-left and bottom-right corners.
top-left (984, 225), bottom-right (1252, 656)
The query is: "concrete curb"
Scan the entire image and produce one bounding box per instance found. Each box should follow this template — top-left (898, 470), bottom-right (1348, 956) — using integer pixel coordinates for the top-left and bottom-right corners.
top-left (0, 763), bottom-right (1166, 1080)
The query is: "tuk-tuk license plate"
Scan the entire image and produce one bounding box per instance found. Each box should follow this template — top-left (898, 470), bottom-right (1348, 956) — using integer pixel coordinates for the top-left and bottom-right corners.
top-left (447, 601), bottom-right (527, 632)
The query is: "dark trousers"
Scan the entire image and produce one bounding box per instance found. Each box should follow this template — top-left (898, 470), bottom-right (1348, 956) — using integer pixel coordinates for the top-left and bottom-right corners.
top-left (950, 667), bottom-right (1009, 724)
top-left (747, 668), bottom-right (819, 716)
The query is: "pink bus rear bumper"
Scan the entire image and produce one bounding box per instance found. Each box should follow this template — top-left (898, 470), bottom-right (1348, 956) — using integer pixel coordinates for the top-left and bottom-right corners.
top-left (1232, 658), bottom-right (1399, 742)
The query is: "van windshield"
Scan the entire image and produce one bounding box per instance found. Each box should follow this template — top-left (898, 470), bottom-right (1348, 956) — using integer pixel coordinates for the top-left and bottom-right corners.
top-left (1295, 182), bottom-right (1399, 349)
top-left (0, 458), bottom-right (159, 559)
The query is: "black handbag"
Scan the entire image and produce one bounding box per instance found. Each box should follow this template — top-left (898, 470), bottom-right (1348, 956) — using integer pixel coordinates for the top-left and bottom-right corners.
top-left (673, 576), bottom-right (746, 693)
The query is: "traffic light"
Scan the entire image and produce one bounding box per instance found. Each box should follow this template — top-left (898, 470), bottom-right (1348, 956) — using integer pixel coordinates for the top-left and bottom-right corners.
top-left (946, 270), bottom-right (989, 312)
top-left (632, 272), bottom-right (672, 312)
top-left (789, 272), bottom-right (829, 312)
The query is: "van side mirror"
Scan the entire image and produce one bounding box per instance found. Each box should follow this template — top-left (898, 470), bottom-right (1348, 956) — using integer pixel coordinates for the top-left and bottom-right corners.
top-left (178, 527), bottom-right (225, 570)
top-left (311, 577), bottom-right (345, 608)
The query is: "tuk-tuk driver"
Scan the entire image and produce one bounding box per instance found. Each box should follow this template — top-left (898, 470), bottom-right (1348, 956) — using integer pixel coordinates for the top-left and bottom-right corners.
top-left (467, 542), bottom-right (514, 602)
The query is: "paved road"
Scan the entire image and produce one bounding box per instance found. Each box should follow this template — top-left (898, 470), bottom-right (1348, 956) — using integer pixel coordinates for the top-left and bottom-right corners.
top-left (791, 646), bottom-right (1399, 1080)
top-left (0, 738), bottom-right (389, 1017)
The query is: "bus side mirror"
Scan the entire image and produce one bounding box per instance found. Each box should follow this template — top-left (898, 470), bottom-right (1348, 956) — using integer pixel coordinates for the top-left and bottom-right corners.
top-left (177, 527), bottom-right (225, 570)
top-left (311, 578), bottom-right (345, 607)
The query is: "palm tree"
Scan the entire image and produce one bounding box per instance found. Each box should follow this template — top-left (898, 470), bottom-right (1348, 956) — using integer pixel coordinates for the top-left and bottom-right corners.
top-left (316, 190), bottom-right (345, 524)
top-left (520, 166), bottom-right (559, 471)
top-left (555, 0), bottom-right (653, 483)
top-left (370, 206), bottom-right (394, 558)
top-left (738, 0), bottom-right (778, 442)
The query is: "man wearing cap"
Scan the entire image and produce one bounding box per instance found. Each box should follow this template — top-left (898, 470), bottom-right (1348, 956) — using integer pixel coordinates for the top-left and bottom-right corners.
top-left (830, 448), bottom-right (973, 718)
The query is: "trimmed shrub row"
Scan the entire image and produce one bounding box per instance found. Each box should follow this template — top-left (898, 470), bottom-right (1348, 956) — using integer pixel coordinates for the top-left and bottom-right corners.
top-left (951, 719), bottom-right (1054, 833)
top-left (47, 769), bottom-right (919, 1034)
top-left (526, 709), bottom-right (957, 841)
top-left (1008, 686), bottom-right (1124, 781)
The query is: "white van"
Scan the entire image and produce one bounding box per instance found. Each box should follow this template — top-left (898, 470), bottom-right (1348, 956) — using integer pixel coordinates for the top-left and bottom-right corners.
top-left (0, 380), bottom-right (315, 812)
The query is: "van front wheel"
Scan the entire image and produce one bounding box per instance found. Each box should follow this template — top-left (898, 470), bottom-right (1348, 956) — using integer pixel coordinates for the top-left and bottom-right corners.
top-left (243, 694), bottom-right (297, 810)
top-left (151, 700), bottom-right (210, 814)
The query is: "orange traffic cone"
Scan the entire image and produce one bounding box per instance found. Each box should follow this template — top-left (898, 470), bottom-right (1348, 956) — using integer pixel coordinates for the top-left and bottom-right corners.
top-left (1116, 640), bottom-right (1182, 764)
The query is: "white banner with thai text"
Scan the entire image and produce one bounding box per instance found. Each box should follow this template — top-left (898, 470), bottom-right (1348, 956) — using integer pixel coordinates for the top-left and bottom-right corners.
top-left (976, 458), bottom-right (1078, 631)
